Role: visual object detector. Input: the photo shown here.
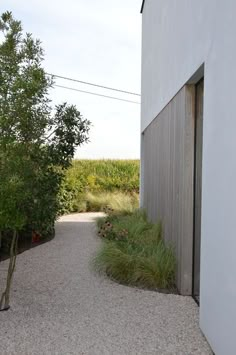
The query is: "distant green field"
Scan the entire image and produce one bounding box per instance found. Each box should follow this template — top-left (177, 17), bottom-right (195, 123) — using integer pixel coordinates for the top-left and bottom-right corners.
top-left (59, 160), bottom-right (140, 214)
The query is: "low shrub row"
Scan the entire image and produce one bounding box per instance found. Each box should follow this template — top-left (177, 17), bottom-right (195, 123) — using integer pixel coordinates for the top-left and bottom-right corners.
top-left (94, 210), bottom-right (176, 292)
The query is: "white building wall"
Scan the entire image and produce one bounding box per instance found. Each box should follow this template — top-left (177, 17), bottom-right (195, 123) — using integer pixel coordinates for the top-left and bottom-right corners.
top-left (141, 1), bottom-right (236, 354)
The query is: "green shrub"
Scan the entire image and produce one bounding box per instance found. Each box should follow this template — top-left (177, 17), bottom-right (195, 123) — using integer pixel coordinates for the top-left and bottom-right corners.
top-left (70, 159), bottom-right (140, 193)
top-left (94, 211), bottom-right (176, 291)
top-left (60, 160), bottom-right (140, 214)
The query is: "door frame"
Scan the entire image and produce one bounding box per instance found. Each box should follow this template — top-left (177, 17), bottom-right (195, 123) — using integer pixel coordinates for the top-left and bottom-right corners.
top-left (192, 78), bottom-right (204, 304)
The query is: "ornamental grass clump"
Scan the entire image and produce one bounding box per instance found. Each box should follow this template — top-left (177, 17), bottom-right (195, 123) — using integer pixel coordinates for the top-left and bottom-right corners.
top-left (85, 191), bottom-right (139, 214)
top-left (94, 210), bottom-right (176, 292)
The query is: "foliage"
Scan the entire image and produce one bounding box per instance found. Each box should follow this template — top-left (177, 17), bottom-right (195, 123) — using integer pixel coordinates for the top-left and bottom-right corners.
top-left (0, 11), bottom-right (90, 310)
top-left (94, 211), bottom-right (176, 291)
top-left (71, 159), bottom-right (139, 192)
top-left (85, 191), bottom-right (139, 213)
top-left (59, 159), bottom-right (140, 214)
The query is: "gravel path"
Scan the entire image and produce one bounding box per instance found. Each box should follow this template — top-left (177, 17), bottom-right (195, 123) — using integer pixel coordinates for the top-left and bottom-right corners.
top-left (0, 213), bottom-right (212, 355)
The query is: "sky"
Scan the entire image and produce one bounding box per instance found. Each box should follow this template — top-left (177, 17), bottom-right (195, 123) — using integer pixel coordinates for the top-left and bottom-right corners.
top-left (3, 1), bottom-right (142, 159)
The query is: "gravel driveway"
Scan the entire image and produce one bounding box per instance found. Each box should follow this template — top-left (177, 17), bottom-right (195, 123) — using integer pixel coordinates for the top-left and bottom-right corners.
top-left (0, 213), bottom-right (212, 355)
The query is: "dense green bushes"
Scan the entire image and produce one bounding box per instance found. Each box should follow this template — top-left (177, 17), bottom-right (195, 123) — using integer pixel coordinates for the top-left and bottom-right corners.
top-left (60, 160), bottom-right (140, 214)
top-left (71, 160), bottom-right (139, 192)
top-left (94, 211), bottom-right (176, 291)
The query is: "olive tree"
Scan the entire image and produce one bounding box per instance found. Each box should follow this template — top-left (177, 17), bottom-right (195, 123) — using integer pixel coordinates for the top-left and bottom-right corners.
top-left (0, 12), bottom-right (90, 311)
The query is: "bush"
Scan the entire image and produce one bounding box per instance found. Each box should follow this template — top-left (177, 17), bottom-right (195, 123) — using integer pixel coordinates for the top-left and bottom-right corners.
top-left (60, 160), bottom-right (140, 214)
top-left (94, 211), bottom-right (176, 291)
top-left (71, 159), bottom-right (139, 192)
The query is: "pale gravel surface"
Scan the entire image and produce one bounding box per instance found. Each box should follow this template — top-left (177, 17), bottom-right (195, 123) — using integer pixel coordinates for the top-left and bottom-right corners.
top-left (0, 213), bottom-right (212, 355)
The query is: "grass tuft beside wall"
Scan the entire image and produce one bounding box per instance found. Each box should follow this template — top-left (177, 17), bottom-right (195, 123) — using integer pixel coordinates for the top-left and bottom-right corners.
top-left (94, 210), bottom-right (176, 291)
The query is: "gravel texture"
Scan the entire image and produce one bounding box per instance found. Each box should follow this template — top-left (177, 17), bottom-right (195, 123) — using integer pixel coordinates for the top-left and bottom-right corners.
top-left (0, 213), bottom-right (212, 355)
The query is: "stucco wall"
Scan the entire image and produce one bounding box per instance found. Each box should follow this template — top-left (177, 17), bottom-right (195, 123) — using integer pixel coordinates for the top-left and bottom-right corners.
top-left (141, 1), bottom-right (236, 354)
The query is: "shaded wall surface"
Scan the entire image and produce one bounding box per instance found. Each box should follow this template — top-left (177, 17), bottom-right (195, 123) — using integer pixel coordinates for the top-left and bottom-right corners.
top-left (142, 86), bottom-right (195, 295)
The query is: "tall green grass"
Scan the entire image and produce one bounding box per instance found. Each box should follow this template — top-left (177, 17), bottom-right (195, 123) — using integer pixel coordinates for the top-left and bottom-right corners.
top-left (59, 160), bottom-right (140, 214)
top-left (94, 211), bottom-right (176, 291)
top-left (86, 192), bottom-right (139, 213)
top-left (67, 159), bottom-right (139, 192)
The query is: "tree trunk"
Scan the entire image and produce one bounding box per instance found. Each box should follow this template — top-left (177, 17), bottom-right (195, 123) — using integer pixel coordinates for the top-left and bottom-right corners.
top-left (0, 230), bottom-right (18, 311)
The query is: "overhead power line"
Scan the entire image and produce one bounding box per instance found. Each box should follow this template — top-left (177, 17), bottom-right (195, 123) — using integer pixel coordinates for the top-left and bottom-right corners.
top-left (54, 84), bottom-right (140, 104)
top-left (47, 73), bottom-right (141, 97)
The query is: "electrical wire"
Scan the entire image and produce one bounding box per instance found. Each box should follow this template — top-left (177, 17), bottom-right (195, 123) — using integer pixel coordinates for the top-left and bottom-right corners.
top-left (54, 84), bottom-right (140, 104)
top-left (47, 73), bottom-right (141, 97)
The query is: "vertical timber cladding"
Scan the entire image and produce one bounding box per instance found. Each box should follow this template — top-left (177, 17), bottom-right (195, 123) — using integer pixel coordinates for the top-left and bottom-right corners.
top-left (143, 86), bottom-right (195, 295)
